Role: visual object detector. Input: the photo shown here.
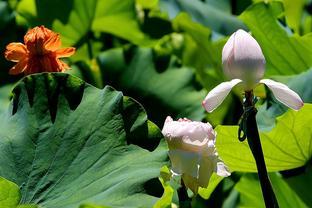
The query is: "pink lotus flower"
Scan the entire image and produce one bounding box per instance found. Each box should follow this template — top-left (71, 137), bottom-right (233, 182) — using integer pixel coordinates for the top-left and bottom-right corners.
top-left (202, 29), bottom-right (303, 112)
top-left (162, 116), bottom-right (230, 193)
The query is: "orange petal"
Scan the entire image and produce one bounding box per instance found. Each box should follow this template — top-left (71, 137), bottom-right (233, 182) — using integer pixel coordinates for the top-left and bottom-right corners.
top-left (5, 43), bottom-right (28, 62)
top-left (9, 58), bottom-right (28, 75)
top-left (55, 47), bottom-right (76, 58)
top-left (55, 59), bottom-right (70, 72)
top-left (24, 26), bottom-right (53, 45)
top-left (44, 33), bottom-right (61, 51)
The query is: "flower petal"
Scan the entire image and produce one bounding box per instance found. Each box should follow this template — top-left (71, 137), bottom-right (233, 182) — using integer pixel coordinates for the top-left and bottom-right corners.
top-left (168, 149), bottom-right (199, 178)
top-left (260, 79), bottom-right (304, 110)
top-left (9, 58), bottom-right (28, 75)
top-left (182, 174), bottom-right (199, 194)
top-left (233, 30), bottom-right (265, 65)
top-left (55, 47), bottom-right (76, 58)
top-left (222, 31), bottom-right (235, 65)
top-left (198, 155), bottom-right (216, 188)
top-left (215, 160), bottom-right (231, 177)
top-left (4, 43), bottom-right (28, 62)
top-left (56, 59), bottom-right (70, 71)
top-left (162, 116), bottom-right (215, 152)
top-left (44, 33), bottom-right (61, 51)
top-left (202, 79), bottom-right (242, 112)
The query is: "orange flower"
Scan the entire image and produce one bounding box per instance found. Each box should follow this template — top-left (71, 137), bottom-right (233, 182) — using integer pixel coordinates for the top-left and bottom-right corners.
top-left (4, 26), bottom-right (75, 75)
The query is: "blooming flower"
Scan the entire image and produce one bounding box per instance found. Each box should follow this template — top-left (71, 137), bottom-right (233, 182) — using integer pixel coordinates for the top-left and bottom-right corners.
top-left (162, 116), bottom-right (230, 193)
top-left (202, 29), bottom-right (303, 112)
top-left (4, 25), bottom-right (75, 75)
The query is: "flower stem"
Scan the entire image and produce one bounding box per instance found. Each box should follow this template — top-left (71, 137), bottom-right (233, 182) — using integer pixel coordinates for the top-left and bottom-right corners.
top-left (244, 91), bottom-right (279, 208)
top-left (177, 179), bottom-right (191, 208)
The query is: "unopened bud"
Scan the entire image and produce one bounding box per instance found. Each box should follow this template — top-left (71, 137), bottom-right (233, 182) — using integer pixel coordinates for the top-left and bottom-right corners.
top-left (222, 29), bottom-right (265, 90)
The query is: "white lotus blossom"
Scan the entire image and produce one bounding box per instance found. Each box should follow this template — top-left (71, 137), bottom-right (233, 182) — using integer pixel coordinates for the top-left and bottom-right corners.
top-left (162, 116), bottom-right (230, 193)
top-left (202, 29), bottom-right (304, 113)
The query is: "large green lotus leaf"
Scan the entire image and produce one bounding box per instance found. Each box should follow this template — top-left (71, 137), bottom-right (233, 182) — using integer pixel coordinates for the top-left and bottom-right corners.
top-left (235, 173), bottom-right (307, 208)
top-left (16, 0), bottom-right (155, 46)
top-left (240, 1), bottom-right (312, 75)
top-left (216, 104), bottom-right (312, 172)
top-left (0, 73), bottom-right (168, 208)
top-left (97, 47), bottom-right (206, 126)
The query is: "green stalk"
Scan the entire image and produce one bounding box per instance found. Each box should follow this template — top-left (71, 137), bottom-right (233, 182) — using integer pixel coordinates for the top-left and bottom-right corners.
top-left (244, 90), bottom-right (279, 208)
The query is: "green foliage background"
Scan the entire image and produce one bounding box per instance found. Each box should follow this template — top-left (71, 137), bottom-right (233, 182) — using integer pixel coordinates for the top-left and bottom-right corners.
top-left (0, 0), bottom-right (311, 207)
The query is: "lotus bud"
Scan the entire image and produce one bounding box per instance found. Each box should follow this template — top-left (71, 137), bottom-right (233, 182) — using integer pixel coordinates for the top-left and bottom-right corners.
top-left (222, 29), bottom-right (265, 90)
top-left (162, 116), bottom-right (230, 193)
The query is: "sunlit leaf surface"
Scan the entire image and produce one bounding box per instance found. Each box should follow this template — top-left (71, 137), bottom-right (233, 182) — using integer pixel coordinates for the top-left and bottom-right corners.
top-left (0, 73), bottom-right (167, 208)
top-left (216, 104), bottom-right (312, 172)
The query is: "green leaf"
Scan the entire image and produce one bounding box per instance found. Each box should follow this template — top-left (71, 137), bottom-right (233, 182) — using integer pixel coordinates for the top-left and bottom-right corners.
top-left (16, 0), bottom-right (156, 46)
top-left (16, 0), bottom-right (94, 46)
top-left (282, 0), bottom-right (306, 33)
top-left (136, 0), bottom-right (159, 9)
top-left (235, 173), bottom-right (308, 207)
top-left (161, 0), bottom-right (246, 35)
top-left (92, 0), bottom-right (156, 46)
top-left (97, 47), bottom-right (206, 126)
top-left (173, 13), bottom-right (222, 75)
top-left (0, 73), bottom-right (168, 208)
top-left (0, 84), bottom-right (13, 114)
top-left (153, 166), bottom-right (174, 208)
top-left (0, 1), bottom-right (22, 85)
top-left (216, 104), bottom-right (312, 172)
top-left (282, 163), bottom-right (312, 207)
top-left (0, 177), bottom-right (20, 208)
top-left (79, 204), bottom-right (111, 208)
top-left (240, 1), bottom-right (312, 75)
top-left (0, 177), bottom-right (37, 208)
top-left (198, 173), bottom-right (224, 200)
top-left (0, 1), bottom-right (14, 30)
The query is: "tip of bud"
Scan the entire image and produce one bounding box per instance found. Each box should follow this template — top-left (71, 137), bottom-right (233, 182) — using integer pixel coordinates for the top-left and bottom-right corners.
top-left (222, 29), bottom-right (265, 87)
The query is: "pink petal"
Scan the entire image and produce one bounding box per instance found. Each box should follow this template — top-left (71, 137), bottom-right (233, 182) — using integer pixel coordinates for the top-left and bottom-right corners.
top-left (260, 79), bottom-right (304, 110)
top-left (202, 79), bottom-right (242, 113)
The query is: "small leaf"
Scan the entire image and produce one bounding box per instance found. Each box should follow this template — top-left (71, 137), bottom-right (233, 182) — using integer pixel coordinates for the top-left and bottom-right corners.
top-left (153, 166), bottom-right (174, 208)
top-left (198, 173), bottom-right (224, 200)
top-left (0, 177), bottom-right (20, 208)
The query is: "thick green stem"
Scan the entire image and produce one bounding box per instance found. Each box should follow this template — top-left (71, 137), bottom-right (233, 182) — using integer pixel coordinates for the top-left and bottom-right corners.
top-left (177, 179), bottom-right (191, 208)
top-left (244, 91), bottom-right (279, 208)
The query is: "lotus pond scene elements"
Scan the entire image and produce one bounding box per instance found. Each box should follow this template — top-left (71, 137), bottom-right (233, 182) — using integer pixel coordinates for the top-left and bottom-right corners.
top-left (0, 0), bottom-right (311, 208)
